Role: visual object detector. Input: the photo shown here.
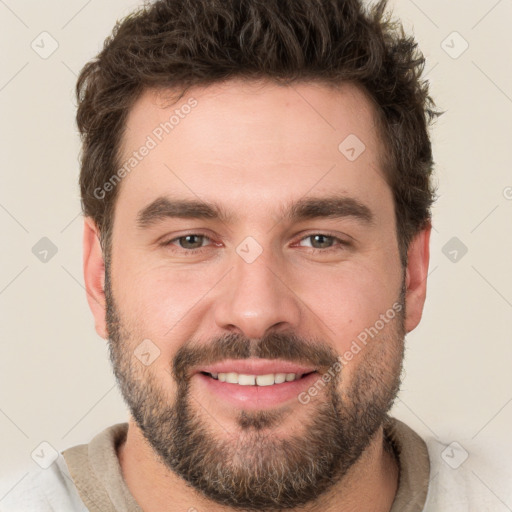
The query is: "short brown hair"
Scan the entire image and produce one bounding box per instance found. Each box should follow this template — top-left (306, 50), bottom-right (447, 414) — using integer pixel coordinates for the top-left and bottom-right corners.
top-left (76, 0), bottom-right (440, 266)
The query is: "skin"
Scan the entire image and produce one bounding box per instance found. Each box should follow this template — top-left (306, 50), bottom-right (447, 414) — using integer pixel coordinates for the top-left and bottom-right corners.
top-left (83, 79), bottom-right (430, 512)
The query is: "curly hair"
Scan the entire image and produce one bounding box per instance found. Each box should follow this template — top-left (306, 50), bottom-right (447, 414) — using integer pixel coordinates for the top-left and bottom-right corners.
top-left (76, 0), bottom-right (440, 266)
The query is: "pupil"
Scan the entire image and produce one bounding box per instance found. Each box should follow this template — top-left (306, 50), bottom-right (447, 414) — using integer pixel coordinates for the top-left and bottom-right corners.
top-left (182, 235), bottom-right (202, 249)
top-left (313, 234), bottom-right (331, 249)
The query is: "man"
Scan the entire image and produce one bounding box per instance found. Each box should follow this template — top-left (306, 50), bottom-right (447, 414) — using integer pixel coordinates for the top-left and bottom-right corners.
top-left (3, 0), bottom-right (491, 510)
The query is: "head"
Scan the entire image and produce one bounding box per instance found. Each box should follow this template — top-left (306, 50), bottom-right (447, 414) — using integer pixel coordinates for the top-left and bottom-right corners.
top-left (80, 0), bottom-right (438, 509)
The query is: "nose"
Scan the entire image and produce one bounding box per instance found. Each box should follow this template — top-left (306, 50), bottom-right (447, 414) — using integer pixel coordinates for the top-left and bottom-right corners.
top-left (213, 243), bottom-right (302, 340)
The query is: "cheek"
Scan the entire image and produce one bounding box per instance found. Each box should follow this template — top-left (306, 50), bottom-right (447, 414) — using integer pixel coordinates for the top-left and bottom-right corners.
top-left (114, 263), bottom-right (217, 343)
top-left (295, 261), bottom-right (401, 353)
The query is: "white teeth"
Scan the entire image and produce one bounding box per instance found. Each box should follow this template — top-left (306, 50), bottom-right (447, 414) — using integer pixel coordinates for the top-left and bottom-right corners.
top-left (274, 373), bottom-right (287, 384)
top-left (225, 372), bottom-right (238, 384)
top-left (256, 374), bottom-right (275, 386)
top-left (210, 371), bottom-right (306, 385)
top-left (238, 374), bottom-right (256, 385)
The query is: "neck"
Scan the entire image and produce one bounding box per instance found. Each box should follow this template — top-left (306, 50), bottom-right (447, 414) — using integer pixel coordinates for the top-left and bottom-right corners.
top-left (117, 418), bottom-right (399, 512)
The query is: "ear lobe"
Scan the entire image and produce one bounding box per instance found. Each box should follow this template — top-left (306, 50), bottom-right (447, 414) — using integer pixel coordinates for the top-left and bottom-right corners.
top-left (404, 224), bottom-right (431, 333)
top-left (83, 217), bottom-right (108, 339)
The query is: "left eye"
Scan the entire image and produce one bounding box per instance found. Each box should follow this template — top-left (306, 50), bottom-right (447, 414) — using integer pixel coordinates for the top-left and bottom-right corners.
top-left (297, 234), bottom-right (341, 250)
top-left (165, 234), bottom-right (211, 250)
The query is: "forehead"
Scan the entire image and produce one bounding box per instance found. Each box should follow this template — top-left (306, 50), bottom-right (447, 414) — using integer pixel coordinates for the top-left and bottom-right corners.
top-left (115, 79), bottom-right (392, 225)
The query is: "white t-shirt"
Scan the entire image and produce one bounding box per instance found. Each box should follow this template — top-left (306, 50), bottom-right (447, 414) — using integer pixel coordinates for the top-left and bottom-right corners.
top-left (0, 455), bottom-right (88, 512)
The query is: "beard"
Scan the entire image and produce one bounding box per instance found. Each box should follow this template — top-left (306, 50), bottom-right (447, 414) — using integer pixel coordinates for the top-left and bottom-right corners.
top-left (104, 266), bottom-right (406, 511)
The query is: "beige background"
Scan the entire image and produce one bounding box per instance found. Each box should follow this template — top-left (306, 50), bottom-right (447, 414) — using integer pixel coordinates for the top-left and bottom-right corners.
top-left (1, 0), bottom-right (511, 505)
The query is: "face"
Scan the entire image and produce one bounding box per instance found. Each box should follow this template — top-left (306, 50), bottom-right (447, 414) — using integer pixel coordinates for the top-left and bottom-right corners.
top-left (85, 79), bottom-right (429, 511)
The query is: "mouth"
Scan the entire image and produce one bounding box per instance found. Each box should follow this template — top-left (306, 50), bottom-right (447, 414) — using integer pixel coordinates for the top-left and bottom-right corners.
top-left (194, 362), bottom-right (321, 410)
top-left (199, 370), bottom-right (317, 386)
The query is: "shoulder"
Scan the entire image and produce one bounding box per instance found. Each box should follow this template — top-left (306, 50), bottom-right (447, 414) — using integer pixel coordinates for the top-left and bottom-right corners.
top-left (0, 455), bottom-right (88, 512)
top-left (422, 435), bottom-right (512, 511)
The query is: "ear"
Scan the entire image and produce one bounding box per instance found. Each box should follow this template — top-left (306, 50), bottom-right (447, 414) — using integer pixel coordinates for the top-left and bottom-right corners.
top-left (404, 223), bottom-right (431, 333)
top-left (83, 217), bottom-right (108, 339)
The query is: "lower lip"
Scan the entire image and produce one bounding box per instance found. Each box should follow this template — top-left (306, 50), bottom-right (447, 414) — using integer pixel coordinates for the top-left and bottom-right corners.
top-left (195, 372), bottom-right (320, 410)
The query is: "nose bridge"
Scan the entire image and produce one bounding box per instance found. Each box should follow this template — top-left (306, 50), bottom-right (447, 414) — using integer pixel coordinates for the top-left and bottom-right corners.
top-left (213, 238), bottom-right (301, 339)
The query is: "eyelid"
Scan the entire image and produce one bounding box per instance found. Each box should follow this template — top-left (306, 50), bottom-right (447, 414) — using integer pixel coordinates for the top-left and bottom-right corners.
top-left (159, 229), bottom-right (214, 244)
top-left (161, 232), bottom-right (216, 248)
top-left (292, 232), bottom-right (352, 250)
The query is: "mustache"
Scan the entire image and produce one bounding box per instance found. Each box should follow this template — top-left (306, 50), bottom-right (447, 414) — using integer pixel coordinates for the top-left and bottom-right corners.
top-left (172, 331), bottom-right (340, 382)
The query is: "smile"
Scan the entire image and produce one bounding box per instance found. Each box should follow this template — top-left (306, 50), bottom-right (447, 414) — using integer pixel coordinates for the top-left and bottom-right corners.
top-left (202, 371), bottom-right (316, 386)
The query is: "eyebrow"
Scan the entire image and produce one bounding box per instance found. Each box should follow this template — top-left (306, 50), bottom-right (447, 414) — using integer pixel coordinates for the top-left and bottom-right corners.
top-left (136, 194), bottom-right (375, 228)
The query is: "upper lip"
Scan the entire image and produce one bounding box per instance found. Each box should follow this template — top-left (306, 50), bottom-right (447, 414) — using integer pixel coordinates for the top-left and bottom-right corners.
top-left (196, 359), bottom-right (317, 376)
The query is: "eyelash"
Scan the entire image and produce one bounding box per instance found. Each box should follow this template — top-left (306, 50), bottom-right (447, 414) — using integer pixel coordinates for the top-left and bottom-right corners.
top-left (160, 232), bottom-right (350, 256)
